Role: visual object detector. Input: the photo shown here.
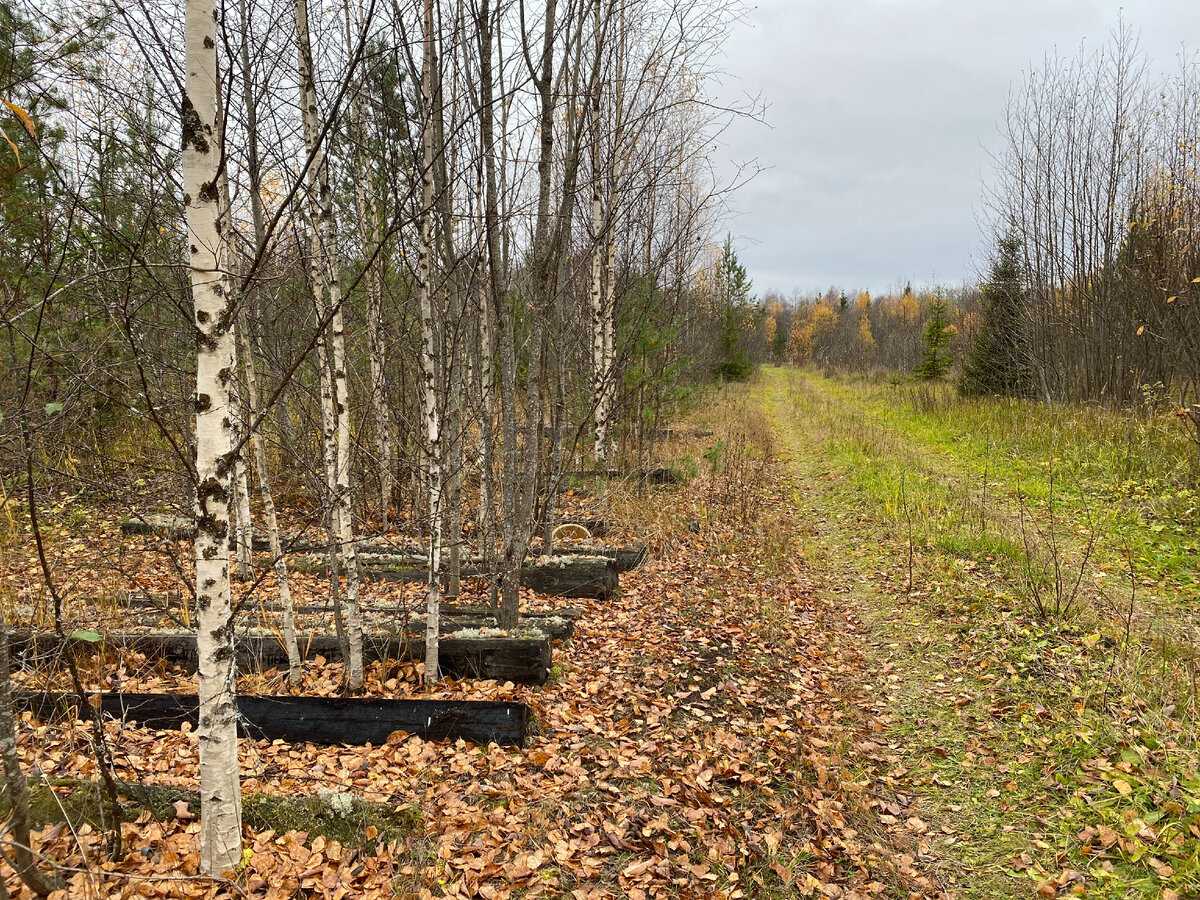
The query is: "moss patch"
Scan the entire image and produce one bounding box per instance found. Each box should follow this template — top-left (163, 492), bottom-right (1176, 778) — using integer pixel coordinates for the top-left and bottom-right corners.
top-left (13, 779), bottom-right (420, 851)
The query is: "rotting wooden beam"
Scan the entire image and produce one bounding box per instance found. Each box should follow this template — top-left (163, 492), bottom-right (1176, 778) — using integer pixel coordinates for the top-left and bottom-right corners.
top-left (563, 467), bottom-right (681, 486)
top-left (527, 544), bottom-right (646, 572)
top-left (16, 691), bottom-right (531, 746)
top-left (12, 629), bottom-right (552, 684)
top-left (356, 544), bottom-right (644, 572)
top-left (113, 594), bottom-right (581, 641)
top-left (301, 553), bottom-right (619, 600)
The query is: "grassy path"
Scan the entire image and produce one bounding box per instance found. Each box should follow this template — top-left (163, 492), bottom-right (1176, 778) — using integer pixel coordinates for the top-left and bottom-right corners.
top-left (750, 367), bottom-right (1200, 899)
top-left (772, 369), bottom-right (1199, 629)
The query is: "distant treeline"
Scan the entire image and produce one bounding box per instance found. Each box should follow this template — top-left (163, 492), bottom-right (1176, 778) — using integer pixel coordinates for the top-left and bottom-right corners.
top-left (754, 286), bottom-right (979, 379)
top-left (756, 27), bottom-right (1200, 409)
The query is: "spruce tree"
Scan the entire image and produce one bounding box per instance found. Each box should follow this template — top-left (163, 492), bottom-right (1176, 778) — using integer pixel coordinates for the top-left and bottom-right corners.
top-left (960, 232), bottom-right (1030, 397)
top-left (915, 294), bottom-right (954, 380)
top-left (714, 235), bottom-right (754, 380)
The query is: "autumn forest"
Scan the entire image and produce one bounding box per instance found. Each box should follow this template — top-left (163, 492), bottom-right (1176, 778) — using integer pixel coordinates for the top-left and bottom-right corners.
top-left (2, 1), bottom-right (1200, 898)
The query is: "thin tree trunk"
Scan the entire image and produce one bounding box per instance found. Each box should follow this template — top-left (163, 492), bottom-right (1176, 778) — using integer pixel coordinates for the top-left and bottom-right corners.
top-left (542, 62), bottom-right (586, 551)
top-left (367, 208), bottom-right (392, 526)
top-left (212, 90), bottom-right (254, 584)
top-left (345, 0), bottom-right (393, 530)
top-left (475, 0), bottom-right (510, 612)
top-left (183, 0), bottom-right (242, 868)
top-left (230, 368), bottom-right (253, 579)
top-left (237, 318), bottom-right (301, 685)
top-left (316, 290), bottom-right (346, 652)
top-left (418, 0), bottom-right (443, 682)
top-left (475, 223), bottom-right (497, 605)
top-left (235, 0), bottom-right (301, 686)
top-left (598, 0), bottom-right (623, 464)
top-left (602, 233), bottom-right (617, 460)
top-left (295, 0), bottom-right (363, 690)
top-left (589, 0), bottom-right (608, 466)
top-left (542, 360), bottom-right (564, 551)
top-left (495, 0), bottom-right (559, 628)
top-left (330, 276), bottom-right (363, 689)
top-left (446, 334), bottom-right (463, 599)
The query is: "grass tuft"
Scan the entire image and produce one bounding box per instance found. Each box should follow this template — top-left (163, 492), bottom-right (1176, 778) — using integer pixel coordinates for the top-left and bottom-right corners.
top-left (11, 779), bottom-right (421, 852)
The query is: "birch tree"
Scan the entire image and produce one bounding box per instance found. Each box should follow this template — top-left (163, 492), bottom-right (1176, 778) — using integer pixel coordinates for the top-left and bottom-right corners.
top-left (473, 0), bottom-right (508, 609)
top-left (417, 0), bottom-right (443, 681)
top-left (588, 0), bottom-right (608, 464)
top-left (295, 0), bottom-right (365, 690)
top-left (229, 371), bottom-right (254, 579)
top-left (598, 4), bottom-right (625, 463)
top-left (493, 0), bottom-right (561, 628)
top-left (236, 0), bottom-right (302, 685)
top-left (183, 0), bottom-right (242, 871)
top-left (216, 90), bottom-right (255, 584)
top-left (344, 0), bottom-right (394, 528)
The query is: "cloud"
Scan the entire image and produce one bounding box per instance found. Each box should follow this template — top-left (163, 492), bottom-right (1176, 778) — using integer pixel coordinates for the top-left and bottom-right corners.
top-left (714, 0), bottom-right (1199, 294)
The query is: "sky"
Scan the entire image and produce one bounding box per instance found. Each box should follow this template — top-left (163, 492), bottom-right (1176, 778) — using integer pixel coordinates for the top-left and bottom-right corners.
top-left (714, 0), bottom-right (1200, 297)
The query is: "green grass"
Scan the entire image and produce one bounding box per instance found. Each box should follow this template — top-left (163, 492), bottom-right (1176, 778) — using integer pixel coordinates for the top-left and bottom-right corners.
top-left (932, 528), bottom-right (1024, 563)
top-left (665, 453), bottom-right (700, 481)
top-left (755, 366), bottom-right (1200, 898)
top-left (787, 371), bottom-right (1200, 595)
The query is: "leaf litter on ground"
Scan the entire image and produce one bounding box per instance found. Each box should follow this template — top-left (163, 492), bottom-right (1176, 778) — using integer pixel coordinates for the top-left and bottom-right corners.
top-left (3, 421), bottom-right (948, 898)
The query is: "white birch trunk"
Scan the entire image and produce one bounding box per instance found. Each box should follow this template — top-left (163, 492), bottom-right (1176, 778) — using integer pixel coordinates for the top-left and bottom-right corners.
top-left (213, 92), bottom-right (254, 582)
top-left (601, 232), bottom-right (616, 462)
top-left (183, 0), bottom-right (242, 871)
top-left (237, 315), bottom-right (302, 686)
top-left (419, 0), bottom-right (442, 682)
top-left (366, 208), bottom-right (392, 526)
top-left (476, 228), bottom-right (495, 574)
top-left (590, 193), bottom-right (606, 463)
top-left (315, 301), bottom-right (345, 636)
top-left (598, 5), bottom-right (625, 465)
top-left (234, 0), bottom-right (301, 686)
top-left (330, 278), bottom-right (363, 689)
top-left (445, 330), bottom-right (463, 599)
top-left (589, 0), bottom-right (610, 465)
top-left (295, 0), bottom-right (363, 689)
top-left (230, 340), bottom-right (254, 579)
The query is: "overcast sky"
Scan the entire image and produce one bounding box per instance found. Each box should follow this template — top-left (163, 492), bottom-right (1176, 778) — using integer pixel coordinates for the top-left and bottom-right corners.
top-left (714, 0), bottom-right (1200, 296)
